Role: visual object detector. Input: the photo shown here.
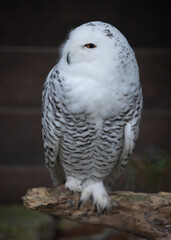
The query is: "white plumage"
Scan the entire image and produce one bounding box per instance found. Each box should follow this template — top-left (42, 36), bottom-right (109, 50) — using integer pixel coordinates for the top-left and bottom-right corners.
top-left (42, 21), bottom-right (143, 211)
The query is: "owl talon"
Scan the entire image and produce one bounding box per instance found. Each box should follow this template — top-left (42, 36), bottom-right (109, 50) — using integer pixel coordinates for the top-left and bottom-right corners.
top-left (101, 207), bottom-right (107, 214)
top-left (78, 200), bottom-right (83, 209)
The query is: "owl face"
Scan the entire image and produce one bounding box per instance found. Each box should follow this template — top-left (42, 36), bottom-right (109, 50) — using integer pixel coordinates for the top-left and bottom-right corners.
top-left (59, 21), bottom-right (136, 84)
top-left (60, 21), bottom-right (124, 68)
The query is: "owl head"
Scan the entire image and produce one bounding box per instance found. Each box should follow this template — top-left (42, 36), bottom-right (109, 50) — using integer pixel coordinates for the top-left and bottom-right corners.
top-left (59, 21), bottom-right (137, 80)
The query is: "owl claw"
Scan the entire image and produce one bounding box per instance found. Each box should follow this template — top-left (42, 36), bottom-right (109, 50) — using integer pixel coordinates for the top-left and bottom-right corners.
top-left (78, 200), bottom-right (83, 209)
top-left (101, 207), bottom-right (107, 214)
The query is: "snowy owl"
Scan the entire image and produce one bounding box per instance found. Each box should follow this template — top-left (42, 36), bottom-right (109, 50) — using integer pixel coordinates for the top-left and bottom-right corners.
top-left (42, 21), bottom-right (143, 212)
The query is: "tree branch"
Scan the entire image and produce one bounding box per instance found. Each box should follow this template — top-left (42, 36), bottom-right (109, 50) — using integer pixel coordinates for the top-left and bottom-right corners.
top-left (22, 185), bottom-right (171, 240)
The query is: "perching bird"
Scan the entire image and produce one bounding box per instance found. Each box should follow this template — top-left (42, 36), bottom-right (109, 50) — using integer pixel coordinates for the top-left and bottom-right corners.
top-left (42, 21), bottom-right (143, 212)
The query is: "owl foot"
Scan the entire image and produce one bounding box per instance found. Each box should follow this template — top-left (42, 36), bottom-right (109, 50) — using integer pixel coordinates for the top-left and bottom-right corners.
top-left (65, 177), bottom-right (81, 193)
top-left (80, 180), bottom-right (111, 213)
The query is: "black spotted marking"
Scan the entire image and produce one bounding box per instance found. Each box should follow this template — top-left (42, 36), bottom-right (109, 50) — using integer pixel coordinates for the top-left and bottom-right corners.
top-left (50, 73), bottom-right (53, 79)
top-left (49, 132), bottom-right (57, 142)
top-left (104, 29), bottom-right (113, 38)
top-left (66, 53), bottom-right (70, 65)
top-left (53, 73), bottom-right (57, 79)
top-left (134, 112), bottom-right (139, 118)
top-left (47, 151), bottom-right (55, 159)
top-left (86, 22), bottom-right (96, 26)
top-left (136, 105), bottom-right (141, 111)
top-left (48, 147), bottom-right (53, 152)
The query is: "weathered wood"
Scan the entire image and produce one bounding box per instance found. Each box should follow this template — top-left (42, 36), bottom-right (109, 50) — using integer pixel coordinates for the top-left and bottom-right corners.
top-left (23, 185), bottom-right (171, 240)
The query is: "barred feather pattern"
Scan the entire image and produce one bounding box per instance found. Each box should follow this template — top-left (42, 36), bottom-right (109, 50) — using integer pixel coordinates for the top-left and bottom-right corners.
top-left (41, 21), bottom-right (143, 211)
top-left (42, 67), bottom-right (142, 186)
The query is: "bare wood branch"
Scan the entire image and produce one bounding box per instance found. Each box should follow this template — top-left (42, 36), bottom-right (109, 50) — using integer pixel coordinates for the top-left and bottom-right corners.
top-left (22, 185), bottom-right (171, 240)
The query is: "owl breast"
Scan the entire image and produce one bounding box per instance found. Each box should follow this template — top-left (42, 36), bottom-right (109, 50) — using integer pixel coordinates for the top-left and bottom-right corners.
top-left (58, 107), bottom-right (126, 182)
top-left (45, 66), bottom-right (140, 183)
top-left (51, 74), bottom-right (126, 181)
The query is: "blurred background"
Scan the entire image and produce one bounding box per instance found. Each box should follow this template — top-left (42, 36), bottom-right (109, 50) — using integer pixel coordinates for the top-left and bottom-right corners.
top-left (0, 0), bottom-right (170, 239)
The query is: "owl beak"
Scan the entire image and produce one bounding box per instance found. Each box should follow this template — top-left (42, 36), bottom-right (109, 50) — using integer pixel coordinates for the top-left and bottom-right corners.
top-left (66, 52), bottom-right (70, 65)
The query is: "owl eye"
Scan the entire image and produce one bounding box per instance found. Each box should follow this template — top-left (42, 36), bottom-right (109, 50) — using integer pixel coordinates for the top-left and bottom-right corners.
top-left (84, 43), bottom-right (96, 49)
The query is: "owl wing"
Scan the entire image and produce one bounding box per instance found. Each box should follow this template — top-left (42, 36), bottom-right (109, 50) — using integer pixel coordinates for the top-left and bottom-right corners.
top-left (42, 67), bottom-right (65, 186)
top-left (105, 93), bottom-right (143, 187)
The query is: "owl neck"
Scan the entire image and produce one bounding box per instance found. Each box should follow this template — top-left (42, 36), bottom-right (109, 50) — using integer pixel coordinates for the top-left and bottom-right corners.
top-left (59, 59), bottom-right (115, 85)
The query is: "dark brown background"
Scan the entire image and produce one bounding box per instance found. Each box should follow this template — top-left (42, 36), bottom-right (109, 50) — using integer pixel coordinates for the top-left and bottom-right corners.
top-left (0, 0), bottom-right (170, 47)
top-left (0, 0), bottom-right (170, 203)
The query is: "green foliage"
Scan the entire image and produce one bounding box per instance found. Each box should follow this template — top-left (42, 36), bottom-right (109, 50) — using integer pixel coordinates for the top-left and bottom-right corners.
top-left (0, 205), bottom-right (55, 240)
top-left (125, 148), bottom-right (171, 193)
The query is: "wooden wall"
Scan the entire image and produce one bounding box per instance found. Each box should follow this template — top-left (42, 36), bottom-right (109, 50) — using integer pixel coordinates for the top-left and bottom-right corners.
top-left (0, 0), bottom-right (170, 203)
top-left (0, 1), bottom-right (170, 48)
top-left (0, 47), bottom-right (170, 203)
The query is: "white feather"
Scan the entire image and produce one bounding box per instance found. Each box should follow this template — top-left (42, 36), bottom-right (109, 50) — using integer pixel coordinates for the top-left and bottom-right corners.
top-left (42, 21), bottom-right (143, 212)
